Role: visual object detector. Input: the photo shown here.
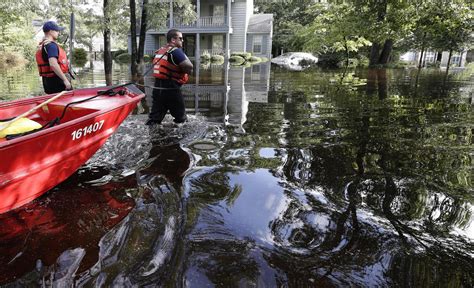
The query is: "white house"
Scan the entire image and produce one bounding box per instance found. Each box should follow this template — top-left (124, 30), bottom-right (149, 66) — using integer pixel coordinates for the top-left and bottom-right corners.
top-left (130, 0), bottom-right (273, 59)
top-left (400, 50), bottom-right (469, 68)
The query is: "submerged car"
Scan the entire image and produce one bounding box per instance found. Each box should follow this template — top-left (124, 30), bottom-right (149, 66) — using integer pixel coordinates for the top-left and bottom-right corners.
top-left (271, 52), bottom-right (319, 71)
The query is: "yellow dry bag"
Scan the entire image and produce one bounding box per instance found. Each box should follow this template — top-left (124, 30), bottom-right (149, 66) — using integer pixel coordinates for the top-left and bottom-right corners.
top-left (0, 118), bottom-right (42, 138)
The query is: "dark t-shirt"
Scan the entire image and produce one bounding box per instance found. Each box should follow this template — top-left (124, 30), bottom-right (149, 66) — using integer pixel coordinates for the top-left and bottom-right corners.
top-left (44, 42), bottom-right (60, 60)
top-left (168, 48), bottom-right (187, 65)
top-left (41, 42), bottom-right (66, 94)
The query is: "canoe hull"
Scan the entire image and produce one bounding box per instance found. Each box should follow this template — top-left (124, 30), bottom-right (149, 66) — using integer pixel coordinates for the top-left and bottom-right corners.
top-left (0, 85), bottom-right (144, 214)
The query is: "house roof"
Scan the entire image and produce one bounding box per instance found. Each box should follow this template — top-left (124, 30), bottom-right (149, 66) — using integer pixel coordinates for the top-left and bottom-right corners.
top-left (247, 14), bottom-right (273, 33)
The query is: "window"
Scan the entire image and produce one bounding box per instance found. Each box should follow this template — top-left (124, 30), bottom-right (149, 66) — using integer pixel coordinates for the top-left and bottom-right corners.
top-left (253, 35), bottom-right (263, 54)
top-left (213, 5), bottom-right (225, 16)
top-left (251, 64), bottom-right (261, 81)
top-left (424, 51), bottom-right (436, 63)
top-left (212, 35), bottom-right (224, 54)
top-left (211, 5), bottom-right (225, 25)
top-left (451, 54), bottom-right (461, 67)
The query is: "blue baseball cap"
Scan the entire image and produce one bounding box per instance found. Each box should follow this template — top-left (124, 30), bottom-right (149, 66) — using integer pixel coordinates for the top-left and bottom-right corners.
top-left (43, 21), bottom-right (65, 32)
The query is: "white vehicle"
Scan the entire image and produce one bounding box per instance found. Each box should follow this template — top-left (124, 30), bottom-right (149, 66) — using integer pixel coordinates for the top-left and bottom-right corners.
top-left (271, 52), bottom-right (318, 71)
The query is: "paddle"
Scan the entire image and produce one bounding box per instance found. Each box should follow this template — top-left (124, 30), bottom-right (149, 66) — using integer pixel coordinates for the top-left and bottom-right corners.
top-left (0, 90), bottom-right (68, 132)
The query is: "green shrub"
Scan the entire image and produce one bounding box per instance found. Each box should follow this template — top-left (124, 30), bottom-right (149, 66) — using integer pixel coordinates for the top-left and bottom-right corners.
top-left (116, 53), bottom-right (131, 63)
top-left (229, 55), bottom-right (245, 65)
top-left (200, 61), bottom-right (211, 69)
top-left (337, 58), bottom-right (358, 68)
top-left (356, 55), bottom-right (369, 67)
top-left (210, 54), bottom-right (224, 64)
top-left (0, 51), bottom-right (28, 69)
top-left (260, 57), bottom-right (269, 62)
top-left (317, 51), bottom-right (346, 68)
top-left (231, 52), bottom-right (251, 60)
top-left (248, 56), bottom-right (261, 63)
top-left (112, 49), bottom-right (128, 59)
top-left (201, 51), bottom-right (211, 62)
top-left (144, 54), bottom-right (152, 62)
top-left (425, 62), bottom-right (440, 68)
top-left (385, 61), bottom-right (414, 69)
top-left (72, 48), bottom-right (88, 65)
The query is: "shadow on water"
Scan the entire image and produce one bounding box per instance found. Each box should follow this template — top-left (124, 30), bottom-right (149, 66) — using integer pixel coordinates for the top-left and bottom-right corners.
top-left (0, 62), bottom-right (473, 286)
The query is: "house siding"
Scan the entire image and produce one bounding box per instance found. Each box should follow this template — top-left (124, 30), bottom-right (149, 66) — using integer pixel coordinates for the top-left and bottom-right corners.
top-left (229, 1), bottom-right (248, 53)
top-left (144, 35), bottom-right (157, 55)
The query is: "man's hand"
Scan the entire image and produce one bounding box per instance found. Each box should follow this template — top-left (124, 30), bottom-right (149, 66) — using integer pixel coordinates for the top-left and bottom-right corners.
top-left (63, 79), bottom-right (72, 90)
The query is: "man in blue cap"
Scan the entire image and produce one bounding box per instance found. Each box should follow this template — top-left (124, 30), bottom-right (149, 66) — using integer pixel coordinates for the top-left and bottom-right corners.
top-left (35, 21), bottom-right (72, 94)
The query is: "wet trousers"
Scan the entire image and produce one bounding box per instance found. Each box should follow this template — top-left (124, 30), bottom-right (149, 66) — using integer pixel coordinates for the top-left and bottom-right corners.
top-left (42, 76), bottom-right (66, 94)
top-left (148, 78), bottom-right (187, 124)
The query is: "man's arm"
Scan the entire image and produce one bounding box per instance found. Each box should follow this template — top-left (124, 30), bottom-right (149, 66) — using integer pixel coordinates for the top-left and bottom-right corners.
top-left (170, 49), bottom-right (193, 74)
top-left (179, 58), bottom-right (193, 74)
top-left (48, 58), bottom-right (71, 89)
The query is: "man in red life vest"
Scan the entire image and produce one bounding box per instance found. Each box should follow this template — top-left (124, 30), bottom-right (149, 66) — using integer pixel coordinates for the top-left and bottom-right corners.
top-left (35, 21), bottom-right (72, 94)
top-left (146, 29), bottom-right (193, 126)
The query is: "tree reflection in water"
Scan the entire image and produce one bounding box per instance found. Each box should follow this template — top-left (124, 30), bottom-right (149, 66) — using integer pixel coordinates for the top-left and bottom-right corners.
top-left (175, 67), bottom-right (472, 286)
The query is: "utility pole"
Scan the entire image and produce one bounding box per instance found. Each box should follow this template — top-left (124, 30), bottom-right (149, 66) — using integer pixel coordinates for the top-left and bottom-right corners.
top-left (69, 0), bottom-right (75, 73)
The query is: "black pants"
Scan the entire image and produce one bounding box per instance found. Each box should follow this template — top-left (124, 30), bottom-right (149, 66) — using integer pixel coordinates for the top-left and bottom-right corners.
top-left (42, 76), bottom-right (66, 94)
top-left (148, 78), bottom-right (187, 124)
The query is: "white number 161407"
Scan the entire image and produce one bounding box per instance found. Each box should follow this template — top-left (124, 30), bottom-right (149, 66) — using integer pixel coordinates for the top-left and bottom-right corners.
top-left (71, 120), bottom-right (105, 140)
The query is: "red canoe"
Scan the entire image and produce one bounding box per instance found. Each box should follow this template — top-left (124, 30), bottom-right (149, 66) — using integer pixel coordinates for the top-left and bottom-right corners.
top-left (0, 85), bottom-right (145, 214)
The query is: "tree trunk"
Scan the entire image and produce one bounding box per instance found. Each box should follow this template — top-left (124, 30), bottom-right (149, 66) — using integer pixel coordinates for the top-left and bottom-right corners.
top-left (369, 0), bottom-right (387, 66)
top-left (418, 46), bottom-right (425, 70)
top-left (378, 39), bottom-right (393, 64)
top-left (445, 49), bottom-right (452, 75)
top-left (377, 68), bottom-right (387, 100)
top-left (344, 37), bottom-right (349, 67)
top-left (130, 0), bottom-right (138, 77)
top-left (103, 0), bottom-right (113, 85)
top-left (369, 43), bottom-right (381, 66)
top-left (444, 49), bottom-right (452, 82)
top-left (137, 0), bottom-right (148, 70)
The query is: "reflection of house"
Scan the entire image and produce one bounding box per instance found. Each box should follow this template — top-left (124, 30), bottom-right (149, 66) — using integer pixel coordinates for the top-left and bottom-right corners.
top-left (134, 0), bottom-right (273, 59)
top-left (182, 62), bottom-right (271, 126)
top-left (400, 50), bottom-right (469, 68)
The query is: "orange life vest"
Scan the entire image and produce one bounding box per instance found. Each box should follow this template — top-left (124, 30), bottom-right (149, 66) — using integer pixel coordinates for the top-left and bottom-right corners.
top-left (152, 45), bottom-right (189, 85)
top-left (35, 40), bottom-right (69, 77)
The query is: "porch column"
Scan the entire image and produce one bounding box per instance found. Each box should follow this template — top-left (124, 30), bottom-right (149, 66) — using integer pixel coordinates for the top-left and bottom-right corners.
top-left (195, 33), bottom-right (200, 113)
top-left (227, 0), bottom-right (231, 26)
top-left (197, 0), bottom-right (200, 28)
top-left (226, 33), bottom-right (230, 57)
top-left (170, 1), bottom-right (173, 28)
top-left (196, 33), bottom-right (200, 59)
top-left (226, 0), bottom-right (231, 57)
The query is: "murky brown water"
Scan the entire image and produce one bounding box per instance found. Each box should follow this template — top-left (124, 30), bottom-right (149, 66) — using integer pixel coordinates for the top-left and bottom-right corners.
top-left (0, 62), bottom-right (473, 287)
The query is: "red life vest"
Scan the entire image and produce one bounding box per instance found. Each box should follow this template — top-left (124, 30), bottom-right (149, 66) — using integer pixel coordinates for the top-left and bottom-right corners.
top-left (152, 45), bottom-right (189, 85)
top-left (35, 40), bottom-right (69, 77)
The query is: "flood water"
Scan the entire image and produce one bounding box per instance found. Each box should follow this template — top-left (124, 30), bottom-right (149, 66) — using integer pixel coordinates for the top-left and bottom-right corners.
top-left (0, 61), bottom-right (473, 287)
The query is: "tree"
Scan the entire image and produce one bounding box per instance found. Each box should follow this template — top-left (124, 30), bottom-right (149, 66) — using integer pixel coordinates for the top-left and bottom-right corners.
top-left (427, 2), bottom-right (473, 73)
top-left (0, 1), bottom-right (41, 60)
top-left (255, 0), bottom-right (317, 55)
top-left (129, 0), bottom-right (138, 76)
top-left (301, 3), bottom-right (371, 67)
top-left (98, 0), bottom-right (128, 84)
top-left (75, 7), bottom-right (101, 56)
top-left (351, 0), bottom-right (416, 66)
